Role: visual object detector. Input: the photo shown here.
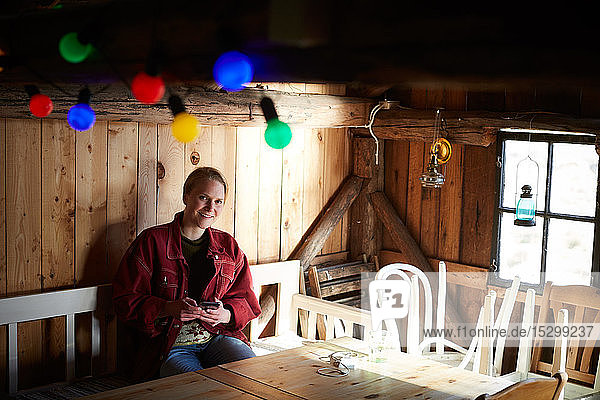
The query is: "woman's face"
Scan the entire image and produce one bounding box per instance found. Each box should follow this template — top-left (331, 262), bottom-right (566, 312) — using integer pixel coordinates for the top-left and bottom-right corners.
top-left (183, 178), bottom-right (225, 229)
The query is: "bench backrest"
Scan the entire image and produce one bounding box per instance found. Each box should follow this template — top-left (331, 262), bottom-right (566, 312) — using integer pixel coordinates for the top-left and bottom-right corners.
top-left (0, 284), bottom-right (113, 395)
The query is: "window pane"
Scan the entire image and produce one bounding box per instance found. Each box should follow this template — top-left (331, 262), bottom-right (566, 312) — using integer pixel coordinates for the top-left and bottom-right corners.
top-left (498, 212), bottom-right (543, 284)
top-left (550, 143), bottom-right (598, 217)
top-left (545, 219), bottom-right (594, 286)
top-left (502, 140), bottom-right (548, 209)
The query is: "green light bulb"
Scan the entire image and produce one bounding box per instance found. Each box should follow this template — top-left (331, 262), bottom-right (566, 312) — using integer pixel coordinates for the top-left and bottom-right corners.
top-left (264, 119), bottom-right (292, 149)
top-left (59, 32), bottom-right (93, 63)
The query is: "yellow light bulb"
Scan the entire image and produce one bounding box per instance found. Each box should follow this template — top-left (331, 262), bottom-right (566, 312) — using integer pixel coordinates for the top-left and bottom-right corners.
top-left (171, 112), bottom-right (198, 143)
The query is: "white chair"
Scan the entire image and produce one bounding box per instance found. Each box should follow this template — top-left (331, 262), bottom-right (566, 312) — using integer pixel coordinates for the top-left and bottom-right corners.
top-left (374, 263), bottom-right (433, 354)
top-left (376, 262), bottom-right (523, 377)
top-left (377, 262), bottom-right (471, 358)
top-left (367, 276), bottom-right (411, 356)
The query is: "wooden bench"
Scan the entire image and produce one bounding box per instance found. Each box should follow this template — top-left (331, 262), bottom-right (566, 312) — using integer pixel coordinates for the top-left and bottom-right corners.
top-left (1, 260), bottom-right (372, 396)
top-left (0, 284), bottom-right (114, 396)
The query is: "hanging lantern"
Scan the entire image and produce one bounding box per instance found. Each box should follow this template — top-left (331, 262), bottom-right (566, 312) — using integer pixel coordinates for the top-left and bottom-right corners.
top-left (420, 110), bottom-right (452, 188)
top-left (514, 155), bottom-right (539, 226)
top-left (420, 153), bottom-right (445, 188)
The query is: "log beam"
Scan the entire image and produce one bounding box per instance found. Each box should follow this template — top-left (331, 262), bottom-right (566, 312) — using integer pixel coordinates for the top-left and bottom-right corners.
top-left (370, 191), bottom-right (431, 273)
top-left (0, 85), bottom-right (373, 127)
top-left (349, 138), bottom-right (383, 260)
top-left (353, 110), bottom-right (600, 147)
top-left (288, 175), bottom-right (365, 271)
top-left (370, 191), bottom-right (464, 341)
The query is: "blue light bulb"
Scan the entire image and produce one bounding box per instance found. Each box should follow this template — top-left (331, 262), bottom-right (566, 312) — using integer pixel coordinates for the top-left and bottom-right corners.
top-left (213, 51), bottom-right (253, 92)
top-left (68, 103), bottom-right (96, 131)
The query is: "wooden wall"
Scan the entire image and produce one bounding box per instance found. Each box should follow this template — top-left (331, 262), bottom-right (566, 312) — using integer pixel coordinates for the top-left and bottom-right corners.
top-left (381, 86), bottom-right (600, 373)
top-left (382, 85), bottom-right (600, 270)
top-left (0, 84), bottom-right (351, 391)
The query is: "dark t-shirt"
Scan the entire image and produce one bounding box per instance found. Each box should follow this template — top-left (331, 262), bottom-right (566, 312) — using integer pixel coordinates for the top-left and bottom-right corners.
top-left (180, 230), bottom-right (215, 301)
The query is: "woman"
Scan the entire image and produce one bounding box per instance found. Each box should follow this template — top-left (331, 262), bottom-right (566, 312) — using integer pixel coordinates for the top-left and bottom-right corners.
top-left (112, 167), bottom-right (260, 381)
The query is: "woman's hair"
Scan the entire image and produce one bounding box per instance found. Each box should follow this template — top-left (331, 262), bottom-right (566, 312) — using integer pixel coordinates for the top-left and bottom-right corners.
top-left (183, 167), bottom-right (228, 199)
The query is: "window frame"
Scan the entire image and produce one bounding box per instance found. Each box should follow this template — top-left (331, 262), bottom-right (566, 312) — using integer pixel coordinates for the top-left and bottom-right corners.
top-left (489, 129), bottom-right (600, 291)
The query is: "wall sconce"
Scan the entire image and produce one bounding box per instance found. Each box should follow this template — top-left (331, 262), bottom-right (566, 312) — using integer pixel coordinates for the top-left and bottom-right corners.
top-left (514, 155), bottom-right (539, 226)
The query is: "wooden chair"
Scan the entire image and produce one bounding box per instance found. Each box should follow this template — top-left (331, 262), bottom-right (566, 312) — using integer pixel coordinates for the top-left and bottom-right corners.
top-left (307, 255), bottom-right (376, 308)
top-left (249, 260), bottom-right (372, 355)
top-left (307, 256), bottom-right (376, 340)
top-left (475, 371), bottom-right (568, 400)
top-left (530, 282), bottom-right (600, 399)
top-left (502, 288), bottom-right (537, 381)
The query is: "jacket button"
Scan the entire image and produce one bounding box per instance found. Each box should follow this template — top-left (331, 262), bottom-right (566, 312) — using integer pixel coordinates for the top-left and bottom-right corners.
top-left (174, 324), bottom-right (180, 328)
top-left (184, 290), bottom-right (188, 296)
top-left (214, 255), bottom-right (219, 260)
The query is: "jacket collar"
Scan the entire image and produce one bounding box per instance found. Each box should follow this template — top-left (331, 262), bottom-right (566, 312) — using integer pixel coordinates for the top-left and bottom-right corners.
top-left (206, 227), bottom-right (226, 256)
top-left (167, 212), bottom-right (185, 260)
top-left (167, 212), bottom-right (225, 259)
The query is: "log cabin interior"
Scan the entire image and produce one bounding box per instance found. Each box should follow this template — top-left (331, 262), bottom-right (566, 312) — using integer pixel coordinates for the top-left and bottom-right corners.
top-left (1, 1), bottom-right (600, 399)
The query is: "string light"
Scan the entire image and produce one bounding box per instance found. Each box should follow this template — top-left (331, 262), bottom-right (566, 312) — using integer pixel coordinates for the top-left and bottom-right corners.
top-left (131, 71), bottom-right (164, 104)
top-left (131, 51), bottom-right (164, 104)
top-left (25, 85), bottom-right (53, 117)
top-left (213, 50), bottom-right (254, 92)
top-left (260, 97), bottom-right (292, 149)
top-left (59, 32), bottom-right (93, 63)
top-left (168, 95), bottom-right (198, 143)
top-left (68, 88), bottom-right (96, 131)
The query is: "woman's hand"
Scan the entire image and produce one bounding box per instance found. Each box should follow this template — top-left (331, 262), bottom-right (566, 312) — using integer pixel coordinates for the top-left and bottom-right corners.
top-left (198, 300), bottom-right (231, 326)
top-left (161, 297), bottom-right (203, 322)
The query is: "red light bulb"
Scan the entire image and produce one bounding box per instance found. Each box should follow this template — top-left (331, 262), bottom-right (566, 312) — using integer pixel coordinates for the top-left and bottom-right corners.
top-left (131, 71), bottom-right (165, 104)
top-left (29, 93), bottom-right (53, 117)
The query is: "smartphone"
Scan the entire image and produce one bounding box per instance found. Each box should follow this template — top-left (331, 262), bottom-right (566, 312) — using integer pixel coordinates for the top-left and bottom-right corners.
top-left (199, 301), bottom-right (220, 310)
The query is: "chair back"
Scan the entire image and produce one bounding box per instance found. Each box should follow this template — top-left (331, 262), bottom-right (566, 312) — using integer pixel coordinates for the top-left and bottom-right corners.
top-left (530, 282), bottom-right (600, 389)
top-left (475, 371), bottom-right (568, 400)
top-left (368, 278), bottom-right (411, 332)
top-left (375, 263), bottom-right (434, 353)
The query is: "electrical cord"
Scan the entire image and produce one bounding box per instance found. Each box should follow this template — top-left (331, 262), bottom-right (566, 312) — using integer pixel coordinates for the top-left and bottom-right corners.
top-left (316, 351), bottom-right (358, 377)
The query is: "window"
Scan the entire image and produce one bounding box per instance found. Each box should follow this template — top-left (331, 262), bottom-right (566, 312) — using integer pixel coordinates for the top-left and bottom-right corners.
top-left (491, 130), bottom-right (600, 288)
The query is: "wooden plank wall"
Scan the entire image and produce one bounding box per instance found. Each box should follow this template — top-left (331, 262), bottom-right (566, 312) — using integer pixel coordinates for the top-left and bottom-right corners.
top-left (0, 84), bottom-right (351, 391)
top-left (382, 85), bottom-right (600, 373)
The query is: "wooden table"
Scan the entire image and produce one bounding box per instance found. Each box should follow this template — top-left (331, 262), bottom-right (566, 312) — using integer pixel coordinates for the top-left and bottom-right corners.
top-left (84, 337), bottom-right (514, 400)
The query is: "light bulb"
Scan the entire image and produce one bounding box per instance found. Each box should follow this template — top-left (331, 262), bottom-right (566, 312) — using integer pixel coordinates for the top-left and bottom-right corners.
top-left (29, 93), bottom-right (53, 117)
top-left (131, 71), bottom-right (165, 104)
top-left (68, 103), bottom-right (95, 131)
top-left (59, 32), bottom-right (93, 63)
top-left (213, 51), bottom-right (253, 92)
top-left (260, 96), bottom-right (292, 149)
top-left (168, 95), bottom-right (198, 143)
top-left (68, 88), bottom-right (95, 131)
top-left (264, 119), bottom-right (292, 149)
top-left (171, 112), bottom-right (198, 143)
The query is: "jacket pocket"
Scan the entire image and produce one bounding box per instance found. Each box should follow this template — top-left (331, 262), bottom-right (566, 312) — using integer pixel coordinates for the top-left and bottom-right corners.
top-left (155, 268), bottom-right (179, 300)
top-left (215, 261), bottom-right (236, 297)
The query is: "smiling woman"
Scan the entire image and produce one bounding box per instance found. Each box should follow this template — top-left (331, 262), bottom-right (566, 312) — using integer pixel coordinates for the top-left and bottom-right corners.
top-left (112, 166), bottom-right (261, 382)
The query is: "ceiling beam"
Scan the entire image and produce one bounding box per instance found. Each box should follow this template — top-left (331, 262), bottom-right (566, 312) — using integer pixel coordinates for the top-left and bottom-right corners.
top-left (353, 109), bottom-right (600, 147)
top-left (0, 84), bottom-right (373, 126)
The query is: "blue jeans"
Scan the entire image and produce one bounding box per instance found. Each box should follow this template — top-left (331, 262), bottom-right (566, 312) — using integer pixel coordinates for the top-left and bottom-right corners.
top-left (159, 335), bottom-right (256, 377)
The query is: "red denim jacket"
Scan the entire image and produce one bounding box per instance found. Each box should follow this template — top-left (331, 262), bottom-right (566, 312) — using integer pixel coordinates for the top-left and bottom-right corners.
top-left (112, 212), bottom-right (261, 381)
